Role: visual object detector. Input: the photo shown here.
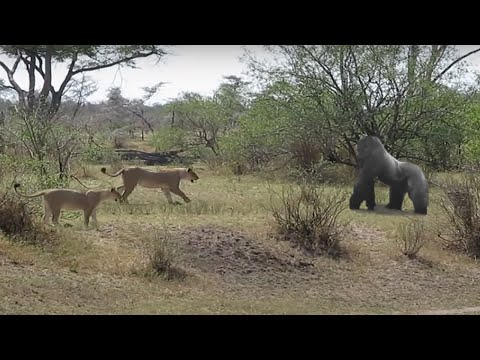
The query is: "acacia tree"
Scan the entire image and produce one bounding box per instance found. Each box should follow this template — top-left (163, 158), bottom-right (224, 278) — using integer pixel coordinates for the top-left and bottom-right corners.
top-left (49, 75), bottom-right (99, 177)
top-left (0, 45), bottom-right (169, 179)
top-left (246, 45), bottom-right (480, 168)
top-left (0, 45), bottom-right (168, 120)
top-left (2, 75), bottom-right (98, 180)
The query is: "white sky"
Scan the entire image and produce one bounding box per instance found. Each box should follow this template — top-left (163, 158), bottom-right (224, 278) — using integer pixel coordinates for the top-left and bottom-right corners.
top-left (0, 45), bottom-right (479, 105)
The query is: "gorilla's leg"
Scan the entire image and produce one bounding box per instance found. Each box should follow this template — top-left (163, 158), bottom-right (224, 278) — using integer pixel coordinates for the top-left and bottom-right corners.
top-left (386, 180), bottom-right (407, 210)
top-left (365, 179), bottom-right (376, 210)
top-left (349, 176), bottom-right (376, 210)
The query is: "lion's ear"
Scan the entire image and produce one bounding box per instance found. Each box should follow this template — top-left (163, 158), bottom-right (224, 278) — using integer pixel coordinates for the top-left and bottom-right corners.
top-left (110, 187), bottom-right (115, 192)
top-left (187, 168), bottom-right (192, 173)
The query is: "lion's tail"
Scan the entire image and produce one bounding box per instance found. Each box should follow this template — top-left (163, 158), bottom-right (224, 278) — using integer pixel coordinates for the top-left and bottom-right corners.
top-left (70, 175), bottom-right (92, 190)
top-left (13, 183), bottom-right (46, 198)
top-left (100, 167), bottom-right (125, 178)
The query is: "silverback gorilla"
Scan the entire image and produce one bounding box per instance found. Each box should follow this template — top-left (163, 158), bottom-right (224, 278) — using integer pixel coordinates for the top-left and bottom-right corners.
top-left (349, 136), bottom-right (429, 215)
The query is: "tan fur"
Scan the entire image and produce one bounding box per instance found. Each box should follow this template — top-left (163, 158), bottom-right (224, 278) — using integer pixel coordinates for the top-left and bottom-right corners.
top-left (14, 183), bottom-right (122, 227)
top-left (100, 166), bottom-right (199, 204)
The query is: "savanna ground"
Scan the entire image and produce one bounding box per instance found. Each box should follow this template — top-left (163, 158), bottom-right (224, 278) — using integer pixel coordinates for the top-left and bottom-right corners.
top-left (1, 149), bottom-right (480, 315)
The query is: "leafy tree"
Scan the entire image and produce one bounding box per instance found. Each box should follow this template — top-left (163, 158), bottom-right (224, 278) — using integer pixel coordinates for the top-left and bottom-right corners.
top-left (245, 45), bottom-right (480, 168)
top-left (166, 92), bottom-right (228, 155)
top-left (213, 75), bottom-right (251, 130)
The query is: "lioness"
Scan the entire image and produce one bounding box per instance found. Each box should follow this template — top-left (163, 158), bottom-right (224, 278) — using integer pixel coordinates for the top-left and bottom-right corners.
top-left (100, 166), bottom-right (199, 204)
top-left (13, 183), bottom-right (122, 227)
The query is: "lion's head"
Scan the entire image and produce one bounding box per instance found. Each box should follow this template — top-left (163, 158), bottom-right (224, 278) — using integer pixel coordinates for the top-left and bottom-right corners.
top-left (186, 168), bottom-right (199, 183)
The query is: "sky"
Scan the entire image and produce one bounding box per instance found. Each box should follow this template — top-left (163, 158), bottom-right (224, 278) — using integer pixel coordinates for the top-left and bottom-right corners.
top-left (0, 45), bottom-right (479, 105)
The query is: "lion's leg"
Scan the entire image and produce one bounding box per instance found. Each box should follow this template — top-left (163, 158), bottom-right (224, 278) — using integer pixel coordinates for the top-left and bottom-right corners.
top-left (120, 185), bottom-right (135, 204)
top-left (91, 208), bottom-right (98, 226)
top-left (161, 188), bottom-right (176, 204)
top-left (83, 208), bottom-right (93, 228)
top-left (51, 207), bottom-right (61, 225)
top-left (170, 187), bottom-right (191, 203)
top-left (43, 202), bottom-right (52, 224)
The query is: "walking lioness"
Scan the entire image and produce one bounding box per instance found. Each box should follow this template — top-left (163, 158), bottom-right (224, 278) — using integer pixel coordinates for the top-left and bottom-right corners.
top-left (100, 166), bottom-right (199, 204)
top-left (13, 183), bottom-right (122, 227)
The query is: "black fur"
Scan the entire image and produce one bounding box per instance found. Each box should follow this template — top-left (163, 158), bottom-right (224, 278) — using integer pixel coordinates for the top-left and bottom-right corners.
top-left (349, 136), bottom-right (428, 215)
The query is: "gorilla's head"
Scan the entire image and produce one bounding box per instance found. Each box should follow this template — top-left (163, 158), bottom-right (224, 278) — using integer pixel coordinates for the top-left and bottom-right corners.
top-left (356, 135), bottom-right (385, 155)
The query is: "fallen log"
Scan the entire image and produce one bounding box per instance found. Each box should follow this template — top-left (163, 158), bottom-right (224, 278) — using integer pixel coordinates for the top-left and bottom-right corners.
top-left (114, 149), bottom-right (181, 165)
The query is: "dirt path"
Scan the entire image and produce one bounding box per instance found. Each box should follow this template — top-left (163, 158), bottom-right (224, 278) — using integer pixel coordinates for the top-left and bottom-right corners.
top-left (409, 306), bottom-right (480, 315)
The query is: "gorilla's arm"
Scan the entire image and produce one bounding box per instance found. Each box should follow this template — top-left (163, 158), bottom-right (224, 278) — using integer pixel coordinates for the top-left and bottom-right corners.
top-left (349, 170), bottom-right (376, 210)
top-left (400, 162), bottom-right (429, 214)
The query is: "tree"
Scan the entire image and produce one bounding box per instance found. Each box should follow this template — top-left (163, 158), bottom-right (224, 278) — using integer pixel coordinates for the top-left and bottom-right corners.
top-left (103, 86), bottom-right (135, 134)
top-left (160, 76), bottom-right (250, 157)
top-left (0, 45), bottom-right (168, 121)
top-left (246, 45), bottom-right (480, 169)
top-left (167, 92), bottom-right (229, 155)
top-left (213, 75), bottom-right (250, 130)
top-left (0, 45), bottom-right (169, 180)
top-left (220, 80), bottom-right (338, 172)
top-left (122, 82), bottom-right (165, 138)
top-left (104, 83), bottom-right (165, 140)
top-left (1, 75), bottom-right (98, 180)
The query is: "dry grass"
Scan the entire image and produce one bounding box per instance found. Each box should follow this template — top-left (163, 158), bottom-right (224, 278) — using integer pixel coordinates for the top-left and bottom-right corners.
top-left (395, 218), bottom-right (428, 259)
top-left (134, 228), bottom-right (187, 281)
top-left (1, 163), bottom-right (480, 314)
top-left (439, 174), bottom-right (480, 258)
top-left (0, 189), bottom-right (59, 249)
top-left (268, 183), bottom-right (349, 258)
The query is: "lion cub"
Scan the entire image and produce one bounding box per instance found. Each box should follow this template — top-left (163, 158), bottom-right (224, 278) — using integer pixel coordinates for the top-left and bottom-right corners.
top-left (14, 183), bottom-right (122, 227)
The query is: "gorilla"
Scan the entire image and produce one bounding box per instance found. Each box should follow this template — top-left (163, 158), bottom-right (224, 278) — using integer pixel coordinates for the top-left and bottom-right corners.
top-left (349, 135), bottom-right (428, 215)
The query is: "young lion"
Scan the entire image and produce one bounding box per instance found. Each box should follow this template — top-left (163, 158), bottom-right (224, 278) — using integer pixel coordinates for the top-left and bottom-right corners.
top-left (13, 183), bottom-right (122, 227)
top-left (100, 166), bottom-right (199, 204)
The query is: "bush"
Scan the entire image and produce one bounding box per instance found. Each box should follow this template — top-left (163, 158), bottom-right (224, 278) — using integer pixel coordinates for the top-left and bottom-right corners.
top-left (0, 153), bottom-right (69, 189)
top-left (0, 190), bottom-right (58, 248)
top-left (439, 175), bottom-right (480, 258)
top-left (81, 142), bottom-right (119, 164)
top-left (137, 229), bottom-right (186, 280)
top-left (150, 127), bottom-right (187, 152)
top-left (395, 219), bottom-right (428, 259)
top-left (189, 146), bottom-right (222, 170)
top-left (268, 183), bottom-right (349, 258)
top-left (286, 161), bottom-right (356, 185)
top-left (218, 125), bottom-right (285, 173)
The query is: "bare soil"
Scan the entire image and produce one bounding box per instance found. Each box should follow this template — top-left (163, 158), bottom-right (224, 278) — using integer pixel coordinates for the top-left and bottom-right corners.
top-left (175, 225), bottom-right (317, 288)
